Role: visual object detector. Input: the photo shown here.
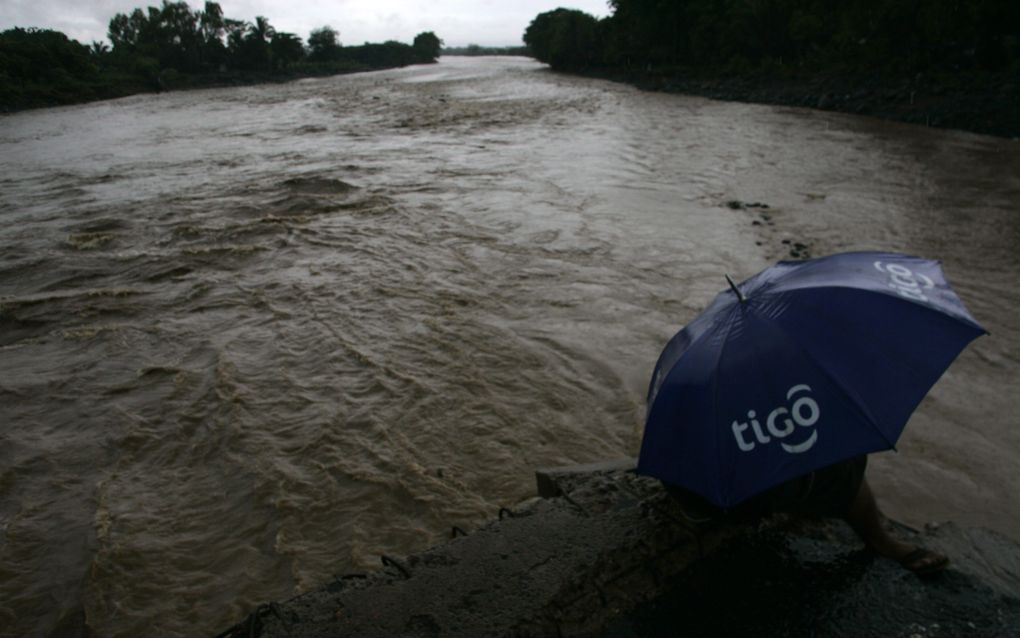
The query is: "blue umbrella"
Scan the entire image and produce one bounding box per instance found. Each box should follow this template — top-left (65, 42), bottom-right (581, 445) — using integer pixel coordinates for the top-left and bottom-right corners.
top-left (638, 251), bottom-right (987, 509)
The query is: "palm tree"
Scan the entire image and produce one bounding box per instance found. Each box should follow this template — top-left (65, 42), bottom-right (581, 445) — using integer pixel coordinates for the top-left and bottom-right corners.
top-left (249, 16), bottom-right (275, 44)
top-left (240, 15), bottom-right (274, 70)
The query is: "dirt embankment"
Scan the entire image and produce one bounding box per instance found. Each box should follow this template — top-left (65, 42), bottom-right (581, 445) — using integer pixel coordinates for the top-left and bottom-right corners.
top-left (586, 66), bottom-right (1020, 139)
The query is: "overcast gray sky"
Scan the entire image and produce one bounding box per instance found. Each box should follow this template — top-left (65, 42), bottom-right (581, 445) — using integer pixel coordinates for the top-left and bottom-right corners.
top-left (0, 0), bottom-right (612, 48)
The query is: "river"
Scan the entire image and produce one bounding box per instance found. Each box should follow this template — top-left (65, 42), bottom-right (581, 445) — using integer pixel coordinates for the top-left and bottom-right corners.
top-left (1, 56), bottom-right (1017, 637)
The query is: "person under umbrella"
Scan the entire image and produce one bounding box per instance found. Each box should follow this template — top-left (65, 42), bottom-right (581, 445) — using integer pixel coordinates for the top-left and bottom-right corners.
top-left (639, 251), bottom-right (988, 577)
top-left (664, 454), bottom-right (950, 576)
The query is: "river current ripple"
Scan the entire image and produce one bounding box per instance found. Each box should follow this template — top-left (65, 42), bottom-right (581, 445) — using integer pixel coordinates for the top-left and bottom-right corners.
top-left (1, 57), bottom-right (1018, 636)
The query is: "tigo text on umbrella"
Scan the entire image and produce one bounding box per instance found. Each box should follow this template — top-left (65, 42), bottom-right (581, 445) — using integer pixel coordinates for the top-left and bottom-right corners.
top-left (731, 384), bottom-right (819, 454)
top-left (874, 260), bottom-right (935, 302)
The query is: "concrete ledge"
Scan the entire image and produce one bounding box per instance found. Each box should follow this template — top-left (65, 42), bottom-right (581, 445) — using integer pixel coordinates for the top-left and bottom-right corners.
top-left (222, 465), bottom-right (745, 637)
top-left (219, 464), bottom-right (1020, 637)
top-left (534, 458), bottom-right (637, 498)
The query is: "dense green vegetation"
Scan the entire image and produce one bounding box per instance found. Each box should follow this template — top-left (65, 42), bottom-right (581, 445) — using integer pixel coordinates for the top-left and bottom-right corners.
top-left (0, 1), bottom-right (443, 112)
top-left (524, 0), bottom-right (1020, 74)
top-left (522, 1), bottom-right (1019, 136)
top-left (0, 27), bottom-right (116, 109)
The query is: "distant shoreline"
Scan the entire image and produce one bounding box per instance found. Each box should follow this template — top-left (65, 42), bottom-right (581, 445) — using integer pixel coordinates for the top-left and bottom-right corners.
top-left (0, 61), bottom-right (430, 115)
top-left (8, 51), bottom-right (1017, 141)
top-left (558, 65), bottom-right (1019, 139)
top-left (1, 22), bottom-right (443, 116)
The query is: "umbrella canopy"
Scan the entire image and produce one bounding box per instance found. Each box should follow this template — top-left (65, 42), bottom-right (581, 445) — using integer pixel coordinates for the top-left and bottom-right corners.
top-left (637, 251), bottom-right (987, 509)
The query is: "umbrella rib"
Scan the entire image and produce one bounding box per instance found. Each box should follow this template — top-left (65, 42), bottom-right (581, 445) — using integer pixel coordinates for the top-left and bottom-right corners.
top-left (760, 310), bottom-right (899, 452)
top-left (709, 302), bottom-right (743, 508)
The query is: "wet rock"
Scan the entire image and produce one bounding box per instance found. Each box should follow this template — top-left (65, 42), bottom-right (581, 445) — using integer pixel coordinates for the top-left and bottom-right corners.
top-left (220, 464), bottom-right (1020, 638)
top-left (606, 518), bottom-right (1020, 637)
top-left (726, 200), bottom-right (772, 211)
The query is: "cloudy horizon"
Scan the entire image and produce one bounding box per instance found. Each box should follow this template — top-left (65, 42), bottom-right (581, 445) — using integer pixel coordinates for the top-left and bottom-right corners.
top-left (0, 0), bottom-right (612, 48)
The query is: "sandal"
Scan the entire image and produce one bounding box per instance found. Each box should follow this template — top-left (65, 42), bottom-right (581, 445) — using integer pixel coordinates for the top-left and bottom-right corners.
top-left (898, 547), bottom-right (949, 578)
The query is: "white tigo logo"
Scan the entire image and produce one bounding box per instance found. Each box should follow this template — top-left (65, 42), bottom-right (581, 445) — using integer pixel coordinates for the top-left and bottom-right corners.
top-left (731, 384), bottom-right (819, 454)
top-left (874, 261), bottom-right (935, 302)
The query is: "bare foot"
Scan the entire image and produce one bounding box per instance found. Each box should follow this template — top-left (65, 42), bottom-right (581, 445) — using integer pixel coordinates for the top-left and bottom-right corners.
top-left (844, 478), bottom-right (949, 577)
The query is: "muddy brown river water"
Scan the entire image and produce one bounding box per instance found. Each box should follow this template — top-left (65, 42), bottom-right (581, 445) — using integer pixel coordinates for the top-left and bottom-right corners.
top-left (1, 56), bottom-right (1018, 637)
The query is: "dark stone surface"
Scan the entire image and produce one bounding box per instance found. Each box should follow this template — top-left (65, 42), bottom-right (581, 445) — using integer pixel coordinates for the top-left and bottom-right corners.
top-left (605, 519), bottom-right (1020, 637)
top-left (217, 464), bottom-right (1020, 638)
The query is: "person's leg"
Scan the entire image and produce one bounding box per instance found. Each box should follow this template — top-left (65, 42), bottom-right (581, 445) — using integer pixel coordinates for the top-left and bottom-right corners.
top-left (843, 477), bottom-right (949, 575)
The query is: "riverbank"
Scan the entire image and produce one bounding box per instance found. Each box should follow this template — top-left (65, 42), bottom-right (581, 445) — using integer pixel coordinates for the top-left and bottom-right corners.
top-left (575, 65), bottom-right (1020, 139)
top-left (0, 60), bottom-right (420, 114)
top-left (219, 462), bottom-right (1020, 637)
top-left (0, 24), bottom-right (440, 114)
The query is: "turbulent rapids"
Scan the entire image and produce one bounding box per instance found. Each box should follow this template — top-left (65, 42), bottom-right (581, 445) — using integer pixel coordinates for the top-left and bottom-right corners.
top-left (1, 57), bottom-right (1018, 637)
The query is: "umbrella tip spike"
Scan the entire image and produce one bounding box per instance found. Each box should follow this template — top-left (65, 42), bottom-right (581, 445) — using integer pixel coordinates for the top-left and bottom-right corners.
top-left (725, 273), bottom-right (747, 303)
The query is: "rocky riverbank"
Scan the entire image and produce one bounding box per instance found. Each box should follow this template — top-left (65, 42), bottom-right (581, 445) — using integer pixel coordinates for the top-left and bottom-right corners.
top-left (583, 66), bottom-right (1020, 139)
top-left (218, 461), bottom-right (1020, 637)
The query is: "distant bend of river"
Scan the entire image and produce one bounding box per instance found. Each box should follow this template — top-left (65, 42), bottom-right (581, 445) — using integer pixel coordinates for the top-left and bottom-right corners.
top-left (1, 56), bottom-right (1018, 637)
